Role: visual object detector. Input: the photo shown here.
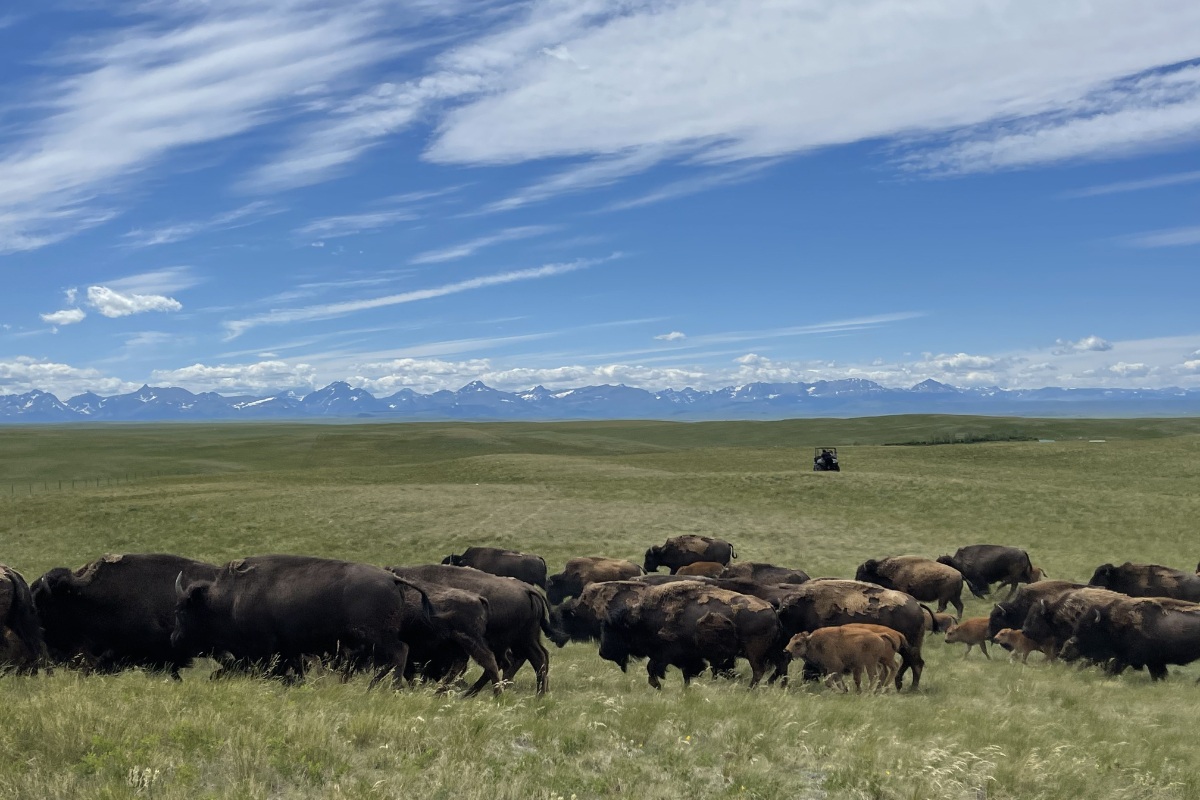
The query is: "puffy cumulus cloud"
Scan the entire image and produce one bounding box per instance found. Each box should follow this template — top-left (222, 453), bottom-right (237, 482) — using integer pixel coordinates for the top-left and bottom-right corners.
top-left (87, 286), bottom-right (182, 318)
top-left (1054, 335), bottom-right (1114, 355)
top-left (1102, 362), bottom-right (1154, 378)
top-left (149, 361), bottom-right (316, 394)
top-left (40, 308), bottom-right (86, 326)
top-left (1178, 360), bottom-right (1200, 374)
top-left (0, 357), bottom-right (137, 398)
top-left (654, 331), bottom-right (686, 341)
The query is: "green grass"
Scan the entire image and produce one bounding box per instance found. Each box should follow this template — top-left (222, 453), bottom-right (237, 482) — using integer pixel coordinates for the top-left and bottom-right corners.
top-left (1, 416), bottom-right (1199, 799)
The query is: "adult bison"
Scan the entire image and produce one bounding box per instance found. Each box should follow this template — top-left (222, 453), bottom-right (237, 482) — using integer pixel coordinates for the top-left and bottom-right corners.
top-left (719, 562), bottom-right (809, 585)
top-left (0, 564), bottom-right (43, 673)
top-left (1020, 587), bottom-right (1126, 660)
top-left (546, 557), bottom-right (643, 604)
top-left (388, 564), bottom-right (552, 696)
top-left (987, 580), bottom-right (1084, 639)
top-left (33, 553), bottom-right (218, 678)
top-left (599, 581), bottom-right (780, 688)
top-left (855, 556), bottom-right (965, 618)
top-left (548, 580), bottom-right (654, 647)
top-left (936, 545), bottom-right (1042, 599)
top-left (1061, 597), bottom-right (1200, 681)
top-left (643, 535), bottom-right (736, 574)
top-left (1088, 562), bottom-right (1200, 602)
top-left (774, 579), bottom-right (926, 690)
top-left (173, 555), bottom-right (427, 688)
top-left (442, 547), bottom-right (547, 589)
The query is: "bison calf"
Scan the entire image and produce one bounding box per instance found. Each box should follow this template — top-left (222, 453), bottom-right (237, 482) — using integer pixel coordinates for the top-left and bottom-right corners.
top-left (676, 561), bottom-right (726, 577)
top-left (786, 627), bottom-right (899, 693)
top-left (992, 628), bottom-right (1045, 664)
top-left (944, 617), bottom-right (992, 659)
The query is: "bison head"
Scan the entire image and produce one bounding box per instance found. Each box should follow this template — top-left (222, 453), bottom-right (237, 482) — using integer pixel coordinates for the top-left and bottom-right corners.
top-left (546, 601), bottom-right (581, 647)
top-left (1088, 564), bottom-right (1116, 588)
top-left (441, 554), bottom-right (464, 567)
top-left (784, 632), bottom-right (811, 659)
top-left (935, 555), bottom-right (958, 570)
top-left (854, 560), bottom-right (881, 584)
top-left (1018, 598), bottom-right (1057, 643)
top-left (643, 546), bottom-right (663, 574)
top-left (546, 573), bottom-right (580, 606)
top-left (987, 602), bottom-right (1016, 639)
top-left (170, 574), bottom-right (214, 657)
top-left (1061, 608), bottom-right (1108, 663)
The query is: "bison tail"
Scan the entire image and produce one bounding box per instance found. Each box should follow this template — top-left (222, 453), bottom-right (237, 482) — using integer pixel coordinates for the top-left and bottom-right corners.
top-left (730, 545), bottom-right (738, 561)
top-left (393, 577), bottom-right (436, 622)
top-left (529, 590), bottom-right (554, 639)
top-left (918, 604), bottom-right (938, 632)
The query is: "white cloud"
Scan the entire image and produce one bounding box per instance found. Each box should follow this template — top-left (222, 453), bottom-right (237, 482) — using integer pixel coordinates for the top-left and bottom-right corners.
top-left (0, 1), bottom-right (398, 253)
top-left (40, 309), bottom-right (86, 326)
top-left (903, 64), bottom-right (1200, 174)
top-left (409, 225), bottom-right (556, 264)
top-left (654, 331), bottom-right (686, 341)
top-left (123, 202), bottom-right (277, 247)
top-left (87, 286), bottom-right (183, 318)
top-left (1179, 359), bottom-right (1200, 374)
top-left (1054, 335), bottom-right (1114, 355)
top-left (223, 256), bottom-right (608, 338)
top-left (0, 357), bottom-right (137, 398)
top-left (1124, 225), bottom-right (1200, 248)
top-left (478, 146), bottom-right (676, 213)
top-left (1101, 362), bottom-right (1153, 378)
top-left (422, 0), bottom-right (1200, 177)
top-left (150, 360), bottom-right (317, 394)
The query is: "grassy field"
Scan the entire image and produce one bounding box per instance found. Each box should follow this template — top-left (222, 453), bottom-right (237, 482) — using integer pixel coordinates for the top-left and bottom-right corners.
top-left (1, 415), bottom-right (1199, 800)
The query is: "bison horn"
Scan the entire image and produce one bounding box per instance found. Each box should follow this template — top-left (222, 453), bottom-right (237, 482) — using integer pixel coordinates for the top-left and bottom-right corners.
top-left (1092, 608), bottom-right (1101, 623)
top-left (174, 571), bottom-right (186, 599)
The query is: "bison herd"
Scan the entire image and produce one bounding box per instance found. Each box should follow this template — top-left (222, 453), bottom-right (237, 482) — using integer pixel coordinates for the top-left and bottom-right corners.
top-left (3, 535), bottom-right (1200, 694)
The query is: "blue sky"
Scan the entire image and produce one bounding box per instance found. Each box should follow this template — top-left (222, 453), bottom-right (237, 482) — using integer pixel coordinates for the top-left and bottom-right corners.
top-left (1, 0), bottom-right (1198, 398)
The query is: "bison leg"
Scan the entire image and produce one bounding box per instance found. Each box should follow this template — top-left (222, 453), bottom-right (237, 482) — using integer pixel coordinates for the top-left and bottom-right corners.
top-left (1148, 663), bottom-right (1169, 682)
top-left (979, 641), bottom-right (990, 660)
top-left (646, 659), bottom-right (667, 690)
top-left (851, 665), bottom-right (864, 693)
top-left (896, 649), bottom-right (923, 691)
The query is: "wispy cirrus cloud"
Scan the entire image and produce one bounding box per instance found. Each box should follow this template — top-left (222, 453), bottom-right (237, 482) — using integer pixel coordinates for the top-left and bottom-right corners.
top-left (223, 255), bottom-right (609, 338)
top-left (409, 225), bottom-right (556, 263)
top-left (123, 202), bottom-right (278, 247)
top-left (1062, 169), bottom-right (1200, 198)
top-left (0, 0), bottom-right (400, 254)
top-left (1123, 224), bottom-right (1200, 247)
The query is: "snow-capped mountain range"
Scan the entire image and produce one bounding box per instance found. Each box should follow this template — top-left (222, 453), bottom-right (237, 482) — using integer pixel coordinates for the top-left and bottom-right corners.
top-left (1, 379), bottom-right (1198, 422)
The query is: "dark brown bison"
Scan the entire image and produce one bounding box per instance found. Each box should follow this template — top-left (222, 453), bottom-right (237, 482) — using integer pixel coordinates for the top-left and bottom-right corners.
top-left (643, 535), bottom-right (736, 574)
top-left (0, 564), bottom-right (43, 674)
top-left (987, 580), bottom-right (1085, 639)
top-left (1062, 597), bottom-right (1200, 680)
top-left (33, 553), bottom-right (219, 678)
top-left (1020, 587), bottom-right (1127, 661)
top-left (442, 547), bottom-right (547, 589)
top-left (173, 555), bottom-right (427, 688)
top-left (719, 562), bottom-right (809, 585)
top-left (936, 545), bottom-right (1042, 599)
top-left (599, 581), bottom-right (779, 688)
top-left (393, 583), bottom-right (501, 694)
top-left (546, 557), bottom-right (643, 604)
top-left (773, 579), bottom-right (926, 690)
top-left (547, 580), bottom-right (654, 647)
top-left (855, 556), bottom-right (965, 618)
top-left (1088, 562), bottom-right (1200, 602)
top-left (389, 564), bottom-right (552, 695)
